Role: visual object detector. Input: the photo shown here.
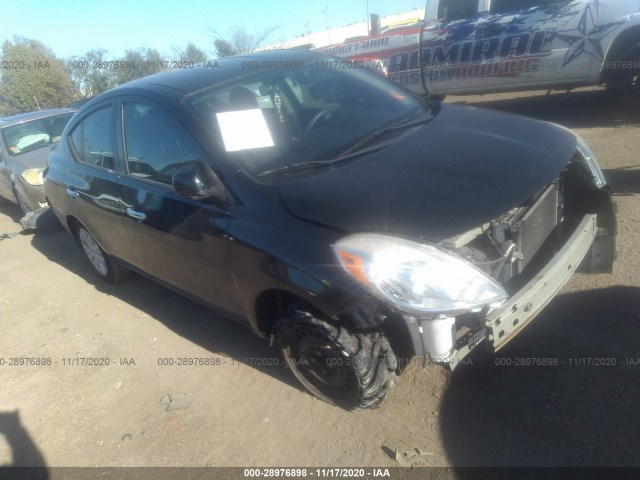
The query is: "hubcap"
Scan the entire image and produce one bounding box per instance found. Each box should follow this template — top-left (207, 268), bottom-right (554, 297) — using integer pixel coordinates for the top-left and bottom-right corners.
top-left (79, 228), bottom-right (108, 276)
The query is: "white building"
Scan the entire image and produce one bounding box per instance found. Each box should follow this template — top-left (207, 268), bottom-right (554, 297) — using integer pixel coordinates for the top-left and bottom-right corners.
top-left (262, 9), bottom-right (423, 51)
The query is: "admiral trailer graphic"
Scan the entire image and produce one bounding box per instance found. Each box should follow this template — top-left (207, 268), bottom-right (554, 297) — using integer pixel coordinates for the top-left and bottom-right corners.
top-left (318, 0), bottom-right (640, 98)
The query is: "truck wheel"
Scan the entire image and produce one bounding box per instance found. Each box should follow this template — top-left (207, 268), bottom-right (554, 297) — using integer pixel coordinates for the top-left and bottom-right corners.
top-left (274, 315), bottom-right (397, 410)
top-left (76, 225), bottom-right (131, 283)
top-left (607, 45), bottom-right (640, 114)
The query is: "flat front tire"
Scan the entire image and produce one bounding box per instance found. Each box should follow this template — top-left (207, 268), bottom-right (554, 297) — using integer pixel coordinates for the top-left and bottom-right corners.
top-left (76, 226), bottom-right (131, 283)
top-left (275, 315), bottom-right (397, 410)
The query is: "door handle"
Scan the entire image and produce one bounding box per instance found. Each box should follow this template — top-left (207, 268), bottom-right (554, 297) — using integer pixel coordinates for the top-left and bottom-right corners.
top-left (66, 188), bottom-right (79, 198)
top-left (126, 208), bottom-right (147, 222)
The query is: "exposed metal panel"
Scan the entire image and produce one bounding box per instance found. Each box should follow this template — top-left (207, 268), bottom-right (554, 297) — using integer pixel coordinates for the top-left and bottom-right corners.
top-left (486, 214), bottom-right (597, 352)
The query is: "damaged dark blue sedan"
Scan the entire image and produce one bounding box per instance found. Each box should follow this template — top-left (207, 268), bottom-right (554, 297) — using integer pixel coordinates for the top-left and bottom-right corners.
top-left (44, 50), bottom-right (616, 410)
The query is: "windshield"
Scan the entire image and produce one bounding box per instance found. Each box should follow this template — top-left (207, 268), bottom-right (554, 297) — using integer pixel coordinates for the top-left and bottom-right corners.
top-left (1, 112), bottom-right (74, 157)
top-left (188, 60), bottom-right (430, 177)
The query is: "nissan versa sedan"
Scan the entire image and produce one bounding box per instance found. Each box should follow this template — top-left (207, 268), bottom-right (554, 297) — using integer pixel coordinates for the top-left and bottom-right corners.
top-left (0, 108), bottom-right (75, 213)
top-left (45, 50), bottom-right (615, 410)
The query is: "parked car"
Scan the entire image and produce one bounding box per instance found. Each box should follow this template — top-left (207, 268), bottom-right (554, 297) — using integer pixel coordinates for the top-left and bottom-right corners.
top-left (0, 108), bottom-right (76, 213)
top-left (45, 50), bottom-right (615, 410)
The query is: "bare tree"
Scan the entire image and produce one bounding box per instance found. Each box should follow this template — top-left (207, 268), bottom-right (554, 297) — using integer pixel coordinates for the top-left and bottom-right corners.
top-left (211, 25), bottom-right (279, 57)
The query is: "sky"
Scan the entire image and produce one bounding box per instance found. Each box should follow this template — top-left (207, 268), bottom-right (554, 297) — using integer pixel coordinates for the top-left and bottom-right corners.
top-left (1, 0), bottom-right (424, 59)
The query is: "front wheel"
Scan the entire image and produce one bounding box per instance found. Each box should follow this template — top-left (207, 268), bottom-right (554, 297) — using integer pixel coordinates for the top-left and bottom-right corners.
top-left (76, 225), bottom-right (131, 283)
top-left (274, 315), bottom-right (397, 410)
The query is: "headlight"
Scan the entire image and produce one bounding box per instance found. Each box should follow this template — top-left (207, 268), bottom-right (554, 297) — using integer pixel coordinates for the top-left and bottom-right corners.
top-left (20, 168), bottom-right (44, 186)
top-left (576, 136), bottom-right (607, 188)
top-left (334, 234), bottom-right (508, 315)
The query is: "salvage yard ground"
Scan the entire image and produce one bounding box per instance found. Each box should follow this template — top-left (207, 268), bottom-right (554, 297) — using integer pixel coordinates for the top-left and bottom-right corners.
top-left (1, 88), bottom-right (639, 469)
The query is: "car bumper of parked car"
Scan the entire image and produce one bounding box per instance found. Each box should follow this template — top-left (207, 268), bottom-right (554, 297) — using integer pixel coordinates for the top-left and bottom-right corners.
top-left (15, 179), bottom-right (47, 211)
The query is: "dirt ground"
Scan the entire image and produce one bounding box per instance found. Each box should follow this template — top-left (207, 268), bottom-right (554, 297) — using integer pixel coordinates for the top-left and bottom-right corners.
top-left (1, 88), bottom-right (639, 472)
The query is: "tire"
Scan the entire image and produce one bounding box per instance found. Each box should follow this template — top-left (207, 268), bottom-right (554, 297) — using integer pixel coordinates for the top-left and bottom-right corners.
top-left (606, 45), bottom-right (640, 116)
top-left (76, 225), bottom-right (131, 283)
top-left (274, 315), bottom-right (397, 410)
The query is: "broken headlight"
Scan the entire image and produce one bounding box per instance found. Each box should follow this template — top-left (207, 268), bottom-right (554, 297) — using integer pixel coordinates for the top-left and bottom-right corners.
top-left (334, 234), bottom-right (507, 315)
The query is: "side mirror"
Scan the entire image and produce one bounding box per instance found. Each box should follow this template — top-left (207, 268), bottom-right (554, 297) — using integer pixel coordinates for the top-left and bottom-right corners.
top-left (172, 165), bottom-right (208, 199)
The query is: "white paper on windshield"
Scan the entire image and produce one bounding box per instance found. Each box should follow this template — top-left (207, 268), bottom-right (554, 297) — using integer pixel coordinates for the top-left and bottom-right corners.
top-left (216, 109), bottom-right (274, 152)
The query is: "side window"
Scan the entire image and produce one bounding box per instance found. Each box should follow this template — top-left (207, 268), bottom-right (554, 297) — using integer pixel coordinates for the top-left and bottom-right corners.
top-left (69, 107), bottom-right (115, 170)
top-left (438, 0), bottom-right (480, 21)
top-left (490, 0), bottom-right (568, 14)
top-left (123, 103), bottom-right (203, 185)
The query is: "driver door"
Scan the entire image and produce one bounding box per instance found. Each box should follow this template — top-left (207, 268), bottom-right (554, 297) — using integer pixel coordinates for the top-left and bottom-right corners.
top-left (422, 0), bottom-right (487, 95)
top-left (116, 98), bottom-right (240, 315)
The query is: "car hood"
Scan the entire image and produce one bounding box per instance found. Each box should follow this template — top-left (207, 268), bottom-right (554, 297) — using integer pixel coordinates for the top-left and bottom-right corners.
top-left (11, 147), bottom-right (51, 171)
top-left (278, 104), bottom-right (577, 242)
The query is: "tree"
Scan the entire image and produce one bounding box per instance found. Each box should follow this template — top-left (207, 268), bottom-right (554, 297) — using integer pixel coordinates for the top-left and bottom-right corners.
top-left (211, 25), bottom-right (279, 57)
top-left (0, 37), bottom-right (75, 115)
top-left (213, 38), bottom-right (238, 58)
top-left (66, 49), bottom-right (117, 99)
top-left (112, 47), bottom-right (166, 85)
top-left (174, 42), bottom-right (208, 63)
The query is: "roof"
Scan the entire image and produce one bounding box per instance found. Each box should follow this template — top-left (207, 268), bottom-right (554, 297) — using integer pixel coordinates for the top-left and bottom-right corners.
top-left (0, 108), bottom-right (76, 127)
top-left (115, 49), bottom-right (326, 96)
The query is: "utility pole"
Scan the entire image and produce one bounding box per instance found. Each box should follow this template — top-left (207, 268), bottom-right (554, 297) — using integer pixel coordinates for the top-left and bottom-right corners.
top-left (366, 0), bottom-right (370, 36)
top-left (322, 7), bottom-right (332, 45)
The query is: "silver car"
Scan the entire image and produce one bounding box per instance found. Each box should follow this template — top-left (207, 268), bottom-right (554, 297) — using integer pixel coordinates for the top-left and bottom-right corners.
top-left (0, 108), bottom-right (75, 214)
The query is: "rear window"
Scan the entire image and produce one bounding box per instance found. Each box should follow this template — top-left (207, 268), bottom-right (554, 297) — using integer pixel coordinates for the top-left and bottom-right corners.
top-left (69, 106), bottom-right (116, 170)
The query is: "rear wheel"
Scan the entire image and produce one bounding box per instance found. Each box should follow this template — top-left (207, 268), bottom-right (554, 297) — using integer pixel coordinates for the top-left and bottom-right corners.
top-left (274, 315), bottom-right (397, 410)
top-left (76, 225), bottom-right (131, 283)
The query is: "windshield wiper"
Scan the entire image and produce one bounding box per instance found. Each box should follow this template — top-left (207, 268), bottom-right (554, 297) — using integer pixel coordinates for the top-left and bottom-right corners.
top-left (258, 113), bottom-right (434, 178)
top-left (338, 112), bottom-right (434, 158)
top-left (258, 142), bottom-right (391, 177)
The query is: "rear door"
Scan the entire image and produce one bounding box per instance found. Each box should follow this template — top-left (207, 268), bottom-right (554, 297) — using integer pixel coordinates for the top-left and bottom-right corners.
top-left (116, 98), bottom-right (240, 314)
top-left (64, 102), bottom-right (133, 263)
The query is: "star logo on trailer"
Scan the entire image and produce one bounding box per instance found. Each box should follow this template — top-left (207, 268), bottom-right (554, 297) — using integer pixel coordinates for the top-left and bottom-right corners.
top-left (551, 1), bottom-right (624, 67)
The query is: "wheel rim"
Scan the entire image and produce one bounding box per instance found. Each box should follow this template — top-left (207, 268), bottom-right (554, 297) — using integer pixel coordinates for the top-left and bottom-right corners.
top-left (78, 228), bottom-right (108, 276)
top-left (283, 325), bottom-right (360, 406)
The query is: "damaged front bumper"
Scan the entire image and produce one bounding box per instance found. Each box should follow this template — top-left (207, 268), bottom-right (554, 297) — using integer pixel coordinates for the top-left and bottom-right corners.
top-left (405, 213), bottom-right (600, 369)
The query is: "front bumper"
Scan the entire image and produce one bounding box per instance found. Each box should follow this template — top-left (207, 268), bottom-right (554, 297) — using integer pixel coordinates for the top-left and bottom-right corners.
top-left (485, 213), bottom-right (597, 352)
top-left (14, 177), bottom-right (47, 210)
top-left (403, 214), bottom-right (599, 368)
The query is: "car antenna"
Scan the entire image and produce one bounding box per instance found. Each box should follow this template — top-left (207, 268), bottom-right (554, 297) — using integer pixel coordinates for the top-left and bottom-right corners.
top-left (33, 96), bottom-right (41, 110)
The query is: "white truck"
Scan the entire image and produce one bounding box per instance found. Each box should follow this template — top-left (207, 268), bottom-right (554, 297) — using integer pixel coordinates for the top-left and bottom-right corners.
top-left (318, 0), bottom-right (640, 105)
